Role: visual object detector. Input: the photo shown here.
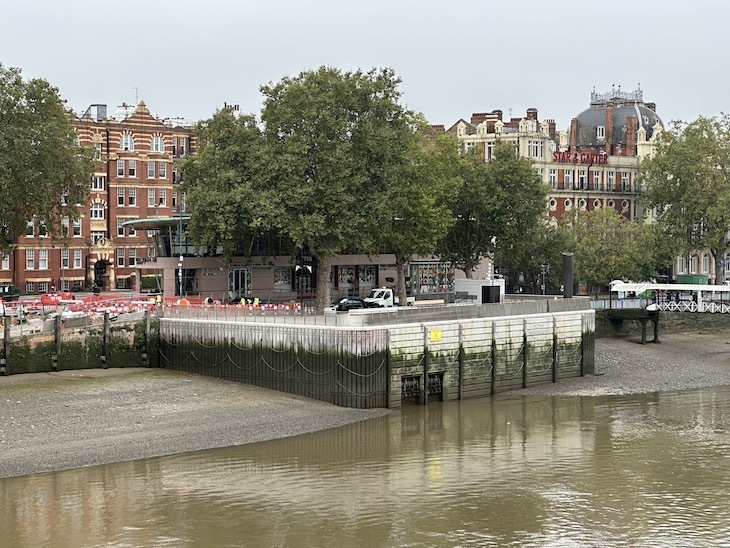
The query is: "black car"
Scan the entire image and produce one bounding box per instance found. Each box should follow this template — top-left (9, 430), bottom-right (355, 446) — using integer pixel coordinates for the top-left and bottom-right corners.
top-left (334, 297), bottom-right (376, 312)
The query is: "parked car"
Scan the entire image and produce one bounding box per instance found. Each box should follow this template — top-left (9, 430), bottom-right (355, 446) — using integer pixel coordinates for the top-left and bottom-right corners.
top-left (333, 297), bottom-right (378, 312)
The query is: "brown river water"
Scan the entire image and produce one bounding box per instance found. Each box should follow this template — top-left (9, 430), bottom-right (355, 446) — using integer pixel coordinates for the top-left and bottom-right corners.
top-left (1, 387), bottom-right (729, 547)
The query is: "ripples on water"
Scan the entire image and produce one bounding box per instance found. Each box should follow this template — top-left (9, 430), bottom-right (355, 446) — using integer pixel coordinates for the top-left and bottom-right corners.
top-left (1, 387), bottom-right (729, 547)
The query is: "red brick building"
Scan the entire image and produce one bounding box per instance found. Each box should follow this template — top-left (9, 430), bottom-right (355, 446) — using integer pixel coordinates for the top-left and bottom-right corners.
top-left (0, 101), bottom-right (194, 294)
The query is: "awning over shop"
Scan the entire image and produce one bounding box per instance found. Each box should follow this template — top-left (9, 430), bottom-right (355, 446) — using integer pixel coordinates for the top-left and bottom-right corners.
top-left (121, 216), bottom-right (190, 229)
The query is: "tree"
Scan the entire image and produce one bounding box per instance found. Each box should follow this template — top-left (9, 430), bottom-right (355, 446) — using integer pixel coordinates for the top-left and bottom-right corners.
top-left (640, 115), bottom-right (730, 284)
top-left (260, 66), bottom-right (415, 309)
top-left (180, 109), bottom-right (281, 261)
top-left (494, 222), bottom-right (569, 293)
top-left (564, 207), bottom-right (665, 296)
top-left (0, 64), bottom-right (92, 251)
top-left (382, 130), bottom-right (460, 305)
top-left (438, 140), bottom-right (549, 278)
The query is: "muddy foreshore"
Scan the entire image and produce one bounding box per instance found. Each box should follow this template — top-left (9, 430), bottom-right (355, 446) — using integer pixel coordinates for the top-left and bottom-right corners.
top-left (2, 331), bottom-right (729, 478)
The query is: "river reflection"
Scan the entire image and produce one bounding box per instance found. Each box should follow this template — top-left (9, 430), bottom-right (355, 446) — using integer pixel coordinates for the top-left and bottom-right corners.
top-left (2, 387), bottom-right (729, 547)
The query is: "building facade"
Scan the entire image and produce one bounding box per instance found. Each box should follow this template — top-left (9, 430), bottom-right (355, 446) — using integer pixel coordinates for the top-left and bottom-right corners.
top-left (0, 101), bottom-right (194, 294)
top-left (448, 87), bottom-right (664, 226)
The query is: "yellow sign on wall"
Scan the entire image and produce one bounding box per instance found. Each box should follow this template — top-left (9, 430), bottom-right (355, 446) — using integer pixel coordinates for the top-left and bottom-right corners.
top-left (430, 328), bottom-right (442, 342)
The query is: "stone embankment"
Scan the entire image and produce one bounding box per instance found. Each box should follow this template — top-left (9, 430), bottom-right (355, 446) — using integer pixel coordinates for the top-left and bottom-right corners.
top-left (2, 330), bottom-right (730, 478)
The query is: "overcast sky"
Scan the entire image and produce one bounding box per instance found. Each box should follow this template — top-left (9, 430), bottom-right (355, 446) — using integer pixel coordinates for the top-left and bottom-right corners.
top-left (3, 1), bottom-right (726, 130)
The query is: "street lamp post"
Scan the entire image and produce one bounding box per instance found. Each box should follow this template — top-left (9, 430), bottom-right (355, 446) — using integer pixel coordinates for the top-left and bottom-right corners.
top-left (178, 189), bottom-right (184, 297)
top-left (540, 263), bottom-right (550, 295)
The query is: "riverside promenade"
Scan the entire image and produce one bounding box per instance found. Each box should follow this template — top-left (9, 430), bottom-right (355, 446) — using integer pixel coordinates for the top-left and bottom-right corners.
top-left (2, 331), bottom-right (730, 478)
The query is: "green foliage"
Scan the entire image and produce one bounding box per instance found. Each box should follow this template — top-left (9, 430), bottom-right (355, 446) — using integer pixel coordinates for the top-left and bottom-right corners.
top-left (260, 66), bottom-right (417, 308)
top-left (494, 223), bottom-right (570, 293)
top-left (640, 115), bottom-right (730, 283)
top-left (383, 130), bottom-right (461, 302)
top-left (0, 64), bottom-right (93, 251)
top-left (180, 110), bottom-right (280, 261)
top-left (438, 140), bottom-right (550, 277)
top-left (563, 207), bottom-right (664, 294)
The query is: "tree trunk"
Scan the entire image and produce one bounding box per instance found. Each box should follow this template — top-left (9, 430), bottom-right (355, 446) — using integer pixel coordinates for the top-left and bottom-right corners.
top-left (395, 252), bottom-right (407, 306)
top-left (712, 248), bottom-right (725, 285)
top-left (315, 255), bottom-right (332, 311)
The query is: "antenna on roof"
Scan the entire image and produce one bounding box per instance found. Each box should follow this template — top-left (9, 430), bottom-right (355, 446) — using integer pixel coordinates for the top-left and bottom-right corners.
top-left (133, 87), bottom-right (139, 104)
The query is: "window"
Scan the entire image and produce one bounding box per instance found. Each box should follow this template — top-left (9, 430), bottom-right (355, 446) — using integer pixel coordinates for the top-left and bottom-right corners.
top-left (159, 189), bottom-right (167, 207)
top-left (26, 249), bottom-right (34, 270)
top-left (26, 219), bottom-right (34, 236)
top-left (38, 281), bottom-right (48, 293)
top-left (128, 160), bottom-right (136, 177)
top-left (702, 254), bottom-right (710, 274)
top-left (93, 142), bottom-right (102, 160)
top-left (1, 254), bottom-right (8, 270)
top-left (564, 169), bottom-right (573, 188)
top-left (549, 169), bottom-right (557, 188)
top-left (578, 170), bottom-right (587, 189)
top-left (61, 217), bottom-right (69, 237)
top-left (621, 172), bottom-right (630, 191)
top-left (91, 175), bottom-right (105, 191)
top-left (91, 203), bottom-right (104, 219)
top-left (117, 218), bottom-right (126, 237)
top-left (179, 138), bottom-right (186, 156)
top-left (128, 188), bottom-right (136, 206)
top-left (678, 256), bottom-right (686, 274)
top-left (607, 171), bottom-right (615, 189)
top-left (690, 255), bottom-right (699, 274)
top-left (61, 280), bottom-right (70, 292)
top-left (597, 126), bottom-right (605, 140)
top-left (25, 282), bottom-right (35, 294)
top-left (151, 135), bottom-right (164, 153)
top-left (61, 190), bottom-right (69, 206)
top-left (91, 231), bottom-right (105, 244)
top-left (121, 134), bottom-right (134, 151)
top-left (148, 188), bottom-right (156, 207)
top-left (61, 249), bottom-right (69, 269)
top-left (73, 219), bottom-right (81, 237)
top-left (159, 162), bottom-right (167, 178)
top-left (128, 248), bottom-right (137, 266)
top-left (593, 171), bottom-right (601, 190)
top-left (148, 161), bottom-right (155, 179)
top-left (38, 249), bottom-right (47, 269)
top-left (117, 188), bottom-right (125, 206)
top-left (73, 249), bottom-right (82, 268)
top-left (117, 248), bottom-right (125, 267)
top-left (38, 221), bottom-right (47, 237)
top-left (117, 159), bottom-right (124, 177)
top-left (528, 140), bottom-right (544, 158)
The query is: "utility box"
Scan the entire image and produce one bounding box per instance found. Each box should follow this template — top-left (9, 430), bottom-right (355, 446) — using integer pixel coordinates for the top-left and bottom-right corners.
top-left (454, 278), bottom-right (505, 304)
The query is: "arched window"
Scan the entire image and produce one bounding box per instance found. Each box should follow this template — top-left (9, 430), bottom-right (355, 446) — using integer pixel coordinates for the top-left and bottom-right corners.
top-left (121, 133), bottom-right (135, 151)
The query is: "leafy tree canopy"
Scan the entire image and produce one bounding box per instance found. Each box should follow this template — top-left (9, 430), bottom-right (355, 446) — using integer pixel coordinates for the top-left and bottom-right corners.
top-left (0, 64), bottom-right (92, 251)
top-left (438, 140), bottom-right (550, 278)
top-left (640, 115), bottom-right (730, 283)
top-left (563, 207), bottom-right (665, 295)
top-left (382, 129), bottom-right (461, 303)
top-left (260, 66), bottom-right (416, 308)
top-left (180, 109), bottom-right (284, 261)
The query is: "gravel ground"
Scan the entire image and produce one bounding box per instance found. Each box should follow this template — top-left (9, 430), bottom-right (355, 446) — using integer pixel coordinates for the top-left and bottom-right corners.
top-left (2, 330), bottom-right (730, 478)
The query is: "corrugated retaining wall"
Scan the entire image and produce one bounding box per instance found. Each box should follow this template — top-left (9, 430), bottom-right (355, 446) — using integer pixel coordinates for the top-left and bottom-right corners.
top-left (159, 309), bottom-right (594, 409)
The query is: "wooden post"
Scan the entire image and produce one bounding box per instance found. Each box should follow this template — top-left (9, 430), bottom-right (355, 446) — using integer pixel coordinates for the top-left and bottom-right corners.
top-left (552, 315), bottom-right (558, 384)
top-left (522, 318), bottom-right (528, 388)
top-left (143, 310), bottom-right (151, 367)
top-left (1, 316), bottom-right (9, 375)
top-left (491, 322), bottom-right (497, 395)
top-left (422, 325), bottom-right (428, 405)
top-left (52, 315), bottom-right (61, 371)
top-left (102, 311), bottom-right (109, 369)
top-left (458, 324), bottom-right (464, 401)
